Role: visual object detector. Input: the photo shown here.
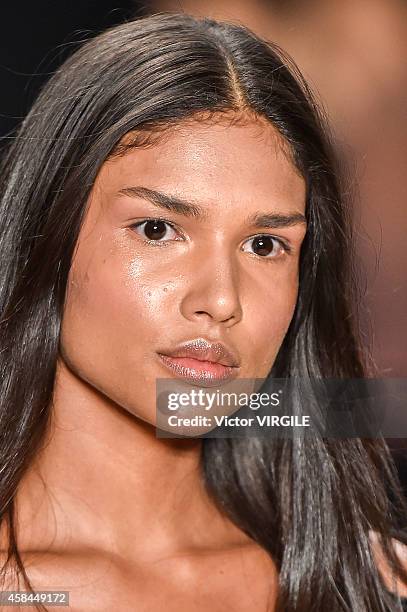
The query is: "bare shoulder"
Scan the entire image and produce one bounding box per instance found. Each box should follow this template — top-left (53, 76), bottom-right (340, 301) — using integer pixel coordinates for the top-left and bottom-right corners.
top-left (211, 540), bottom-right (279, 610)
top-left (369, 530), bottom-right (407, 597)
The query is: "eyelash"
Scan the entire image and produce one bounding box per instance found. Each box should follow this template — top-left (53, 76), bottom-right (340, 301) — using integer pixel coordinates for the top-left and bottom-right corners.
top-left (129, 217), bottom-right (292, 260)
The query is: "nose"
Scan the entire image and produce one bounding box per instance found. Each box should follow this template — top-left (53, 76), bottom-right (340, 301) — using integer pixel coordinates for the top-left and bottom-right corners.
top-left (179, 249), bottom-right (243, 327)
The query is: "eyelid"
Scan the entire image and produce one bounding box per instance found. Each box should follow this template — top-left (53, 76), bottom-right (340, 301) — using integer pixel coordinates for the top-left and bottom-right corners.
top-left (243, 233), bottom-right (292, 254)
top-left (129, 217), bottom-right (185, 240)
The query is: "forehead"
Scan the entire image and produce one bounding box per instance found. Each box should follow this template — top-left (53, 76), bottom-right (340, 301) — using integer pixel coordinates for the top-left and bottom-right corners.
top-left (97, 116), bottom-right (306, 214)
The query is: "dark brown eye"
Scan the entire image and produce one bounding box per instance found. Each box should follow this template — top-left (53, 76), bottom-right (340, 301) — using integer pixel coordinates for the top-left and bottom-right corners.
top-left (144, 220), bottom-right (167, 240)
top-left (242, 235), bottom-right (286, 259)
top-left (131, 219), bottom-right (179, 242)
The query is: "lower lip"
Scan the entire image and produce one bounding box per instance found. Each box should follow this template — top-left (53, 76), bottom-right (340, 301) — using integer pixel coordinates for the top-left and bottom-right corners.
top-left (157, 354), bottom-right (238, 385)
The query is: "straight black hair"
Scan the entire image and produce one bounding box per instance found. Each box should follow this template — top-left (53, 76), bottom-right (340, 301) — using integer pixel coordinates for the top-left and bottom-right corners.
top-left (1, 12), bottom-right (407, 611)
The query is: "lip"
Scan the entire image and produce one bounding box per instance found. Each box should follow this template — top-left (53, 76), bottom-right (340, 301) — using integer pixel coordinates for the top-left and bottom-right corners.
top-left (157, 338), bottom-right (241, 386)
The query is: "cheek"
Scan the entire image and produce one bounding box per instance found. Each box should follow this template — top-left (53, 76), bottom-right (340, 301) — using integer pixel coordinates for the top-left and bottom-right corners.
top-left (58, 255), bottom-right (178, 426)
top-left (244, 272), bottom-right (299, 376)
top-left (58, 247), bottom-right (191, 426)
top-left (59, 252), bottom-right (168, 391)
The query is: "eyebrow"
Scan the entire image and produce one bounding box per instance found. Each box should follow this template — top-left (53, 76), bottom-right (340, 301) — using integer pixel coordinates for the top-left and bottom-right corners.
top-left (118, 186), bottom-right (306, 229)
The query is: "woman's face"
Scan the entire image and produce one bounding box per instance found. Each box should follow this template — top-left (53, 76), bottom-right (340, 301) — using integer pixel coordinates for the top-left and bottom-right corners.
top-left (59, 116), bottom-right (306, 429)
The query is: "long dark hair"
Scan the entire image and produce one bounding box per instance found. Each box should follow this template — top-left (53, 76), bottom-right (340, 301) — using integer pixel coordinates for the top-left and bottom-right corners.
top-left (1, 12), bottom-right (406, 611)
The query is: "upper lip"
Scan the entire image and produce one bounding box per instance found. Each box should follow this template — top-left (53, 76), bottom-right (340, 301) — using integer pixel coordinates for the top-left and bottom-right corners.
top-left (158, 338), bottom-right (240, 368)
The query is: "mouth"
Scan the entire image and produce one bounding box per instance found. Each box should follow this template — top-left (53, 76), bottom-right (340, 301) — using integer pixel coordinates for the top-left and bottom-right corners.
top-left (157, 354), bottom-right (240, 387)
